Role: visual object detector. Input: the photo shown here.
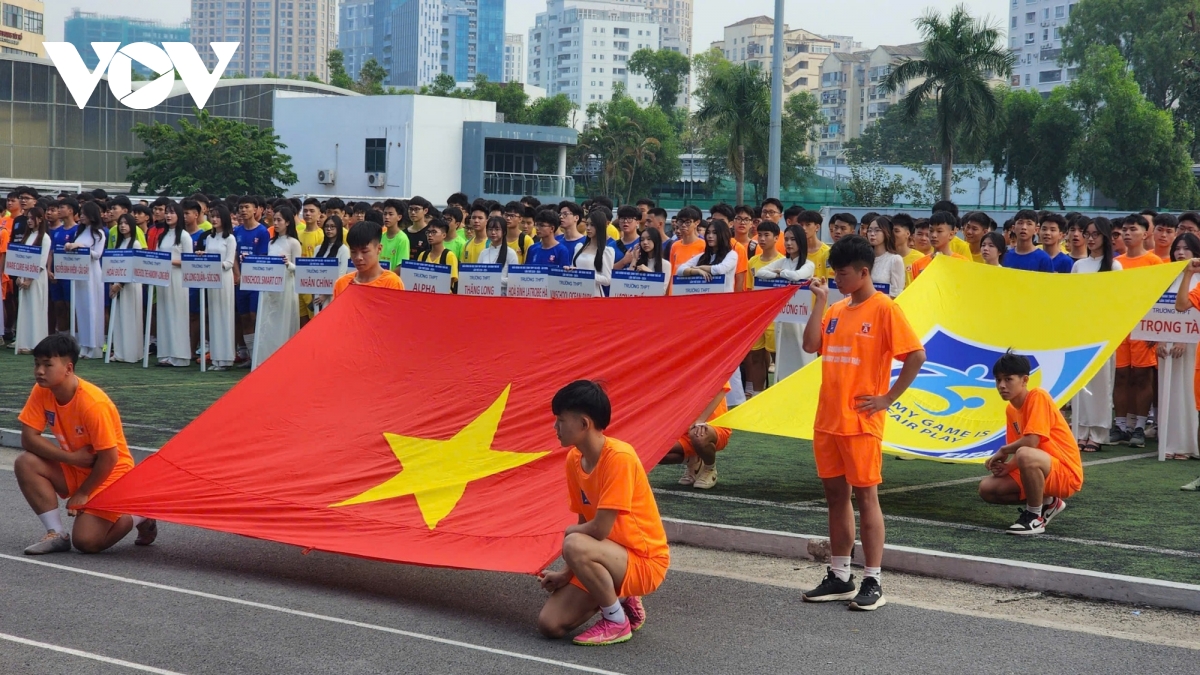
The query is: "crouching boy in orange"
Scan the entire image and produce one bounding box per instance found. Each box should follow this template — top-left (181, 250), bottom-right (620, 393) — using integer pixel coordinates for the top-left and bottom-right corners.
top-left (656, 383), bottom-right (732, 490)
top-left (15, 334), bottom-right (157, 555)
top-left (538, 380), bottom-right (670, 646)
top-left (979, 351), bottom-right (1082, 535)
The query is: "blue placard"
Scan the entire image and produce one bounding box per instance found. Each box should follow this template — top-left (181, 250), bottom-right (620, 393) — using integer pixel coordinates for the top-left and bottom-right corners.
top-left (508, 264), bottom-right (550, 276)
top-left (611, 270), bottom-right (666, 283)
top-left (673, 274), bottom-right (726, 286)
top-left (400, 259), bottom-right (452, 274)
top-left (104, 248), bottom-right (136, 260)
top-left (753, 278), bottom-right (790, 289)
top-left (380, 260), bottom-right (391, 271)
top-left (295, 257), bottom-right (339, 268)
top-left (181, 253), bottom-right (221, 263)
top-left (136, 249), bottom-right (171, 261)
top-left (460, 263), bottom-right (502, 273)
top-left (548, 267), bottom-right (596, 280)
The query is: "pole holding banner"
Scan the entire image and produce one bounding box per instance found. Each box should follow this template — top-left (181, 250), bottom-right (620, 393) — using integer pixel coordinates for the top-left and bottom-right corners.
top-left (104, 294), bottom-right (117, 364)
top-left (142, 286), bottom-right (154, 369)
top-left (251, 291), bottom-right (263, 371)
top-left (199, 289), bottom-right (207, 372)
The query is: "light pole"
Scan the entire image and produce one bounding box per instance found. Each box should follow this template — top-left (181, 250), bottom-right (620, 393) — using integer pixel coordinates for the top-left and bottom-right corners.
top-left (767, 0), bottom-right (784, 199)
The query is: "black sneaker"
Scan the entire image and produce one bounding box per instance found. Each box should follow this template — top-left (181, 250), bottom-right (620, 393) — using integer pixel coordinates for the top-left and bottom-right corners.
top-left (849, 576), bottom-right (886, 611)
top-left (1006, 509), bottom-right (1046, 535)
top-left (1106, 425), bottom-right (1124, 445)
top-left (1129, 428), bottom-right (1146, 448)
top-left (802, 568), bottom-right (857, 602)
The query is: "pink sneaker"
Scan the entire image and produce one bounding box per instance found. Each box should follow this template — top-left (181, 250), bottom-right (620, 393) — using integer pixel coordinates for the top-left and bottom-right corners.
top-left (572, 617), bottom-right (632, 646)
top-left (621, 597), bottom-right (646, 632)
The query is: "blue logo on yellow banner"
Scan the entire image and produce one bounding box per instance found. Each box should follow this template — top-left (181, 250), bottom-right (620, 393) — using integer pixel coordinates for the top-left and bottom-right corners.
top-left (884, 327), bottom-right (1102, 460)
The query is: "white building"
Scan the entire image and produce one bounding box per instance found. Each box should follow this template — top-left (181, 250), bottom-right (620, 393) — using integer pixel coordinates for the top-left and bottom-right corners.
top-left (527, 0), bottom-right (661, 111)
top-left (190, 0), bottom-right (337, 80)
top-left (274, 93), bottom-right (577, 201)
top-left (710, 17), bottom-right (845, 97)
top-left (504, 32), bottom-right (524, 83)
top-left (643, 0), bottom-right (692, 106)
top-left (337, 0), bottom-right (374, 80)
top-left (1008, 0), bottom-right (1079, 95)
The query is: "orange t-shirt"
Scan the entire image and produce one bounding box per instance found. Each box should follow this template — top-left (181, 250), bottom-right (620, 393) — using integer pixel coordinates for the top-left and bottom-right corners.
top-left (730, 239), bottom-right (749, 291)
top-left (0, 226), bottom-right (10, 299)
top-left (1115, 251), bottom-right (1164, 270)
top-left (18, 378), bottom-right (135, 494)
top-left (816, 291), bottom-right (923, 438)
top-left (565, 437), bottom-right (670, 564)
top-left (1005, 387), bottom-right (1083, 484)
top-left (332, 270), bottom-right (405, 298)
top-left (668, 237), bottom-right (706, 291)
top-left (910, 251), bottom-right (968, 280)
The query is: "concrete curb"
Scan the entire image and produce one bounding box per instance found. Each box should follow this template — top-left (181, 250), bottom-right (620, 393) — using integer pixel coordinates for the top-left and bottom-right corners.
top-left (664, 518), bottom-right (1200, 613)
top-left (6, 426), bottom-right (1196, 612)
top-left (1, 428), bottom-right (158, 454)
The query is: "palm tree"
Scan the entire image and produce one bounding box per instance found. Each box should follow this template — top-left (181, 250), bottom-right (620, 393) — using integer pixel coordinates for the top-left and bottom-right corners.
top-left (881, 4), bottom-right (1014, 201)
top-left (623, 135), bottom-right (661, 204)
top-left (694, 63), bottom-right (770, 206)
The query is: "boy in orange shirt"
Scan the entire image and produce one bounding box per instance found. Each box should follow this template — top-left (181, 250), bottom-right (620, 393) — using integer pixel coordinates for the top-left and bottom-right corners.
top-left (539, 381), bottom-right (670, 646)
top-left (910, 211), bottom-right (968, 280)
top-left (801, 235), bottom-right (925, 611)
top-left (14, 334), bottom-right (157, 554)
top-left (657, 383), bottom-right (733, 489)
top-left (1110, 214), bottom-right (1163, 447)
top-left (333, 221), bottom-right (405, 299)
top-left (979, 351), bottom-right (1082, 535)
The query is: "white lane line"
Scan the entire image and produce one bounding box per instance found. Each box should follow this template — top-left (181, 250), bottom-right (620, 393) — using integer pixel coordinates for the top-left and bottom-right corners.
top-left (0, 554), bottom-right (626, 675)
top-left (653, 488), bottom-right (1200, 558)
top-left (0, 631), bottom-right (186, 674)
top-left (785, 451), bottom-right (1159, 505)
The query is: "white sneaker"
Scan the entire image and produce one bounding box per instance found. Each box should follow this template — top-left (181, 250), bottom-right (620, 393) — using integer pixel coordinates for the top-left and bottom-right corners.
top-left (678, 455), bottom-right (701, 486)
top-left (693, 463), bottom-right (718, 489)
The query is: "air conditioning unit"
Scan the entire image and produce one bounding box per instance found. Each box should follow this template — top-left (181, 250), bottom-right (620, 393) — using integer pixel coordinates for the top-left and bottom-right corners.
top-left (366, 172), bottom-right (386, 188)
top-left (316, 169), bottom-right (335, 185)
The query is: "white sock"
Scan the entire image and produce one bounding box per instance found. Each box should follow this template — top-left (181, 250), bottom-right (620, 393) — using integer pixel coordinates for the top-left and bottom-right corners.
top-left (1026, 504), bottom-right (1043, 516)
top-left (865, 566), bottom-right (881, 582)
top-left (600, 600), bottom-right (627, 624)
top-left (1116, 418), bottom-right (1127, 432)
top-left (1043, 496), bottom-right (1055, 506)
top-left (131, 516), bottom-right (147, 526)
top-left (1127, 414), bottom-right (1136, 429)
top-left (1136, 416), bottom-right (1147, 430)
top-left (38, 510), bottom-right (63, 534)
top-left (831, 555), bottom-right (852, 582)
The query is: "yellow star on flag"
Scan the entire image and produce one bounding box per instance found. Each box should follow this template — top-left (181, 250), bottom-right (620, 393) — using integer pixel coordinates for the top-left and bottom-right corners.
top-left (330, 385), bottom-right (550, 530)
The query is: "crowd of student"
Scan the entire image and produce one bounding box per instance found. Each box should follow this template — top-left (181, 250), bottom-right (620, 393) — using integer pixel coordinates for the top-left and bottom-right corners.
top-left (3, 189), bottom-right (1200, 466)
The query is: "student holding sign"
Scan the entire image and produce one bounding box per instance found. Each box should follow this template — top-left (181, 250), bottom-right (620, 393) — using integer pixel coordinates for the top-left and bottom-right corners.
top-left (156, 202), bottom-right (193, 367)
top-left (205, 206), bottom-right (239, 370)
top-left (634, 228), bottom-right (670, 277)
top-left (865, 216), bottom-right (905, 298)
top-left (762, 225), bottom-right (817, 382)
top-left (254, 207), bottom-right (302, 370)
top-left (13, 207), bottom-right (50, 353)
top-left (570, 211), bottom-right (615, 297)
top-left (677, 219), bottom-right (738, 293)
top-left (107, 215), bottom-right (143, 363)
top-left (64, 202), bottom-right (107, 360)
top-left (310, 215), bottom-right (350, 313)
top-left (745, 221), bottom-right (784, 397)
top-left (416, 219), bottom-right (460, 293)
top-left (477, 216), bottom-right (515, 294)
top-left (1156, 233), bottom-right (1200, 460)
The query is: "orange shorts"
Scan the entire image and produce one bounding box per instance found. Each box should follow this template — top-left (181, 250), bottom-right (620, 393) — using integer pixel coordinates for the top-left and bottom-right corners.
top-left (1116, 337), bottom-right (1157, 369)
top-left (57, 464), bottom-right (124, 523)
top-left (570, 552), bottom-right (669, 598)
top-left (1194, 367), bottom-right (1200, 411)
top-left (679, 426), bottom-right (731, 456)
top-left (813, 432), bottom-right (883, 488)
top-left (1007, 455), bottom-right (1082, 500)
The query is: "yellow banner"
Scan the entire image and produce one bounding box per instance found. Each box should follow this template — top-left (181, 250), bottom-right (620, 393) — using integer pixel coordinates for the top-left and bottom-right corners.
top-left (714, 256), bottom-right (1185, 462)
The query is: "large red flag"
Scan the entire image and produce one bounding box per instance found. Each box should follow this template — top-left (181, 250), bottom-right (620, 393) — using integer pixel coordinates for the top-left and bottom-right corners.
top-left (90, 287), bottom-right (793, 573)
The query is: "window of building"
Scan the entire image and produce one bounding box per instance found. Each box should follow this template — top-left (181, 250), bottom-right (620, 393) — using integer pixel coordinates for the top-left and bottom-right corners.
top-left (1025, 32), bottom-right (1035, 44)
top-left (365, 138), bottom-right (387, 173)
top-left (1025, 11), bottom-right (1035, 23)
top-left (1039, 69), bottom-right (1062, 83)
top-left (1055, 5), bottom-right (1066, 17)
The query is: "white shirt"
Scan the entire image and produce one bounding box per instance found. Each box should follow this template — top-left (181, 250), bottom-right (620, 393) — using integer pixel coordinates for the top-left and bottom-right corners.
top-left (678, 250), bottom-right (739, 293)
top-left (1071, 256), bottom-right (1123, 273)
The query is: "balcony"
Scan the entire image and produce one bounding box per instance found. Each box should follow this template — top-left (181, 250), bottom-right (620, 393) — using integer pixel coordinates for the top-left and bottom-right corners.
top-left (484, 172), bottom-right (575, 199)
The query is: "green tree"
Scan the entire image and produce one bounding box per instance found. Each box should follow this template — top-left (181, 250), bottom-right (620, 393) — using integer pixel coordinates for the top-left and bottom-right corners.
top-left (694, 60), bottom-right (770, 205)
top-left (126, 109), bottom-right (297, 197)
top-left (327, 49), bottom-right (354, 90)
top-left (846, 99), bottom-right (943, 165)
top-left (357, 58), bottom-right (388, 95)
top-left (1067, 46), bottom-right (1199, 209)
top-left (576, 85), bottom-right (681, 202)
top-left (838, 163), bottom-right (907, 207)
top-left (987, 88), bottom-right (1082, 209)
top-left (880, 5), bottom-right (1014, 201)
top-left (628, 48), bottom-right (691, 113)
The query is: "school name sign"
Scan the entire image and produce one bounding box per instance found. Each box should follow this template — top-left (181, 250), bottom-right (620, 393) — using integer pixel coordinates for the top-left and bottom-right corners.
top-left (45, 42), bottom-right (240, 110)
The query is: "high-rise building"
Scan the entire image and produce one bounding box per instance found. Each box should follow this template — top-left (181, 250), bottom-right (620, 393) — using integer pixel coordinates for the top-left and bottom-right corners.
top-left (63, 10), bottom-right (190, 75)
top-left (190, 0), bottom-right (337, 81)
top-left (817, 43), bottom-right (925, 166)
top-left (1008, 0), bottom-right (1078, 95)
top-left (709, 17), bottom-right (847, 98)
top-left (371, 0), bottom-right (504, 88)
top-left (0, 0), bottom-right (45, 58)
top-left (504, 33), bottom-right (524, 83)
top-left (338, 0), bottom-right (374, 79)
top-left (527, 0), bottom-right (661, 110)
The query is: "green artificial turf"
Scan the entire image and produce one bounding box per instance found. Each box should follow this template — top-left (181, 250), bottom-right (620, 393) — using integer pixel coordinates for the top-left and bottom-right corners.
top-left (3, 348), bottom-right (1198, 583)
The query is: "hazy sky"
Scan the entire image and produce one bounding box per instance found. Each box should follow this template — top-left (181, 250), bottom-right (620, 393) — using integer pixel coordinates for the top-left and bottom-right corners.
top-left (47, 0), bottom-right (1011, 51)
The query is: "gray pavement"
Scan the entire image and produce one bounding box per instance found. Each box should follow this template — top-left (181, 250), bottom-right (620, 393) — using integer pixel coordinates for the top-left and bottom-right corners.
top-left (0, 460), bottom-right (1197, 674)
